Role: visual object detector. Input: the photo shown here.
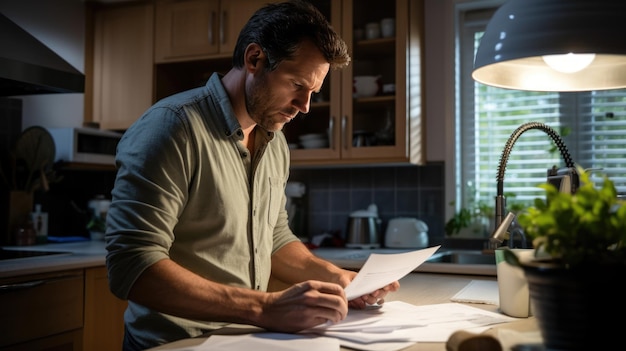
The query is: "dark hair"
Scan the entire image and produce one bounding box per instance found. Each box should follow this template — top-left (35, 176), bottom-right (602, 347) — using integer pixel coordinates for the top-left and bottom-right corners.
top-left (232, 0), bottom-right (350, 71)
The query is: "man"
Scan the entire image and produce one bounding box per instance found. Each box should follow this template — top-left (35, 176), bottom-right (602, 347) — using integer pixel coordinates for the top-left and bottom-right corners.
top-left (105, 1), bottom-right (400, 350)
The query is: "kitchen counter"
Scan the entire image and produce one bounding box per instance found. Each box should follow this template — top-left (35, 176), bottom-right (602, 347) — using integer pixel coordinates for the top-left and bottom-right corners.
top-left (0, 242), bottom-right (498, 278)
top-left (0, 240), bottom-right (107, 278)
top-left (1, 241), bottom-right (535, 350)
top-left (146, 272), bottom-right (540, 351)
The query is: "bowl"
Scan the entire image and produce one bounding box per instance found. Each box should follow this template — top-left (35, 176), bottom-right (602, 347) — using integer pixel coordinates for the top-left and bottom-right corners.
top-left (353, 75), bottom-right (381, 98)
top-left (300, 138), bottom-right (328, 149)
top-left (299, 133), bottom-right (327, 141)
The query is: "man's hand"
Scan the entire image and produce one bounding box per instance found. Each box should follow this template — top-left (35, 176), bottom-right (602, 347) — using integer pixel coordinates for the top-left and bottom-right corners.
top-left (260, 280), bottom-right (349, 332)
top-left (348, 280), bottom-right (401, 309)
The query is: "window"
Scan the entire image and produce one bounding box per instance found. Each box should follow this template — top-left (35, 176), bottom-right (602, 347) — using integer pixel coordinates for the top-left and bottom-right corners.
top-left (456, 3), bottom-right (626, 213)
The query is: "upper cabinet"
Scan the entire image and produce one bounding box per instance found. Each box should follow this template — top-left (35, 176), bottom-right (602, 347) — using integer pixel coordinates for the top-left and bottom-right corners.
top-left (87, 0), bottom-right (425, 166)
top-left (87, 2), bottom-right (154, 131)
top-left (285, 0), bottom-right (425, 166)
top-left (155, 0), bottom-right (272, 63)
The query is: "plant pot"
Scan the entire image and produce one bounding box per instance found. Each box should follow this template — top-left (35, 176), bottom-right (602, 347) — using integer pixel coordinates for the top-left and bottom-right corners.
top-left (520, 259), bottom-right (626, 350)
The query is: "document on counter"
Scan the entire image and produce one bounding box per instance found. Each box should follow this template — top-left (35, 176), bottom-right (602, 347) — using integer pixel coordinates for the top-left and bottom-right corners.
top-left (306, 301), bottom-right (516, 351)
top-left (190, 333), bottom-right (340, 351)
top-left (344, 245), bottom-right (441, 300)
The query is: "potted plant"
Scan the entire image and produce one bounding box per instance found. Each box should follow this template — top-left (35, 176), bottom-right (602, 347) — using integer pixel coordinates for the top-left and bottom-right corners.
top-left (445, 182), bottom-right (494, 237)
top-left (86, 212), bottom-right (107, 241)
top-left (504, 166), bottom-right (626, 350)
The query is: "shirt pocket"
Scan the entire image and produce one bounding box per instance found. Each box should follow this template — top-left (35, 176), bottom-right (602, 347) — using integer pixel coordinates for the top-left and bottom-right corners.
top-left (267, 177), bottom-right (283, 226)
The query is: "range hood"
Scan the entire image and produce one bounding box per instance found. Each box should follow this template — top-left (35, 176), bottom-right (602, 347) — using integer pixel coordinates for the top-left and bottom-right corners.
top-left (0, 13), bottom-right (85, 96)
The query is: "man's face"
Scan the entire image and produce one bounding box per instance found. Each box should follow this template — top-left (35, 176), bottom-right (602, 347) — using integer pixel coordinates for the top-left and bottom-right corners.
top-left (245, 40), bottom-right (330, 132)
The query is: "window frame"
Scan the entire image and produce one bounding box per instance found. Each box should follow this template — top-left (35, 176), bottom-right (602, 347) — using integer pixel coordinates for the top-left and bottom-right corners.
top-left (453, 0), bottom-right (626, 224)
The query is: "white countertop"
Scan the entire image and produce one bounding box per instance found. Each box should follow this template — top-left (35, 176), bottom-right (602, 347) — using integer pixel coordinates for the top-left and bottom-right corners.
top-left (0, 240), bottom-right (107, 278)
top-left (147, 273), bottom-right (538, 351)
top-left (1, 243), bottom-right (497, 279)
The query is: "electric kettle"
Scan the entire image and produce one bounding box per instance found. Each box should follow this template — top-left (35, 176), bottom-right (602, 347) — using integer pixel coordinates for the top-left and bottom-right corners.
top-left (346, 204), bottom-right (381, 249)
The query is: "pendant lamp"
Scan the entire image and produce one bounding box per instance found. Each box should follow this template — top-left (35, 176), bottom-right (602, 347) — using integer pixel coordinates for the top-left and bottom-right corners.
top-left (472, 0), bottom-right (626, 92)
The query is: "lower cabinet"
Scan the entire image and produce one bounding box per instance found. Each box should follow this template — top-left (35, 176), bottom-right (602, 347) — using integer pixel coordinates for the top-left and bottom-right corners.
top-left (83, 267), bottom-right (127, 351)
top-left (0, 267), bottom-right (127, 351)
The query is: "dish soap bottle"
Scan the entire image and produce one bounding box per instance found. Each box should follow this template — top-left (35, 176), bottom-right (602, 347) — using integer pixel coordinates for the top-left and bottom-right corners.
top-left (31, 204), bottom-right (49, 244)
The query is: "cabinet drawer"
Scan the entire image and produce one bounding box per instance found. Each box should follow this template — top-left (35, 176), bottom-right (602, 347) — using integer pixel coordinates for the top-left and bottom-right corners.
top-left (0, 270), bottom-right (84, 348)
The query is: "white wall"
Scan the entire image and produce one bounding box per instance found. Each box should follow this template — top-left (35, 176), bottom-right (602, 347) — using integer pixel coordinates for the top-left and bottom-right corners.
top-left (423, 0), bottom-right (456, 220)
top-left (424, 0), bottom-right (454, 163)
top-left (0, 0), bottom-right (86, 129)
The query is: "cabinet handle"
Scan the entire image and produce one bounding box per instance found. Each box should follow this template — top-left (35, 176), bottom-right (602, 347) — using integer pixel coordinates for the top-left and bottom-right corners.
top-left (341, 115), bottom-right (348, 150)
top-left (0, 280), bottom-right (45, 293)
top-left (209, 11), bottom-right (216, 44)
top-left (220, 11), bottom-right (226, 44)
top-left (328, 116), bottom-right (335, 150)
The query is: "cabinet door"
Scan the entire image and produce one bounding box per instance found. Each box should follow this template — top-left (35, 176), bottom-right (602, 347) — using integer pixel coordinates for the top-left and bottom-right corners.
top-left (83, 267), bottom-right (127, 351)
top-left (288, 0), bottom-right (425, 166)
top-left (0, 270), bottom-right (84, 349)
top-left (219, 0), bottom-right (276, 53)
top-left (282, 0), bottom-right (343, 163)
top-left (0, 330), bottom-right (82, 351)
top-left (92, 2), bottom-right (154, 130)
top-left (155, 0), bottom-right (219, 61)
top-left (155, 0), bottom-right (274, 63)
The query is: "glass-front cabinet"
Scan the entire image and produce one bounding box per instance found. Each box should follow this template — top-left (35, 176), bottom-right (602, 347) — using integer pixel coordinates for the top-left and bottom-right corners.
top-left (285, 0), bottom-right (424, 166)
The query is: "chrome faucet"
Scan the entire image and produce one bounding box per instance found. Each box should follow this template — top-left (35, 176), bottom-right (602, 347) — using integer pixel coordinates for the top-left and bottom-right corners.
top-left (489, 211), bottom-right (528, 249)
top-left (491, 122), bottom-right (577, 250)
top-left (489, 212), bottom-right (528, 249)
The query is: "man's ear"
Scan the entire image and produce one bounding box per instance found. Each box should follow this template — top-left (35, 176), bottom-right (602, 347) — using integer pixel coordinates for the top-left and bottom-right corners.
top-left (244, 43), bottom-right (266, 73)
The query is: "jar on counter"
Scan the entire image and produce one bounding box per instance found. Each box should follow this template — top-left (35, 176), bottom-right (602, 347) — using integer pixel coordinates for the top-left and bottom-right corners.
top-left (14, 219), bottom-right (36, 246)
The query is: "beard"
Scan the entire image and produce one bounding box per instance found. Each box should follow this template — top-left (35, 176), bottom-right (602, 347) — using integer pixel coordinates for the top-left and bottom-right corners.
top-left (245, 72), bottom-right (296, 132)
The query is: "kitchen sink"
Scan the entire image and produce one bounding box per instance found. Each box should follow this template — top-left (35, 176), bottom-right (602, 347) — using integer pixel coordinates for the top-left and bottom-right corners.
top-left (312, 247), bottom-right (497, 276)
top-left (0, 248), bottom-right (72, 261)
top-left (426, 249), bottom-right (495, 265)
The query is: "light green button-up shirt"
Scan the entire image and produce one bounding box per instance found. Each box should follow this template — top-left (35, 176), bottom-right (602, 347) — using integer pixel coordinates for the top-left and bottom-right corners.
top-left (105, 73), bottom-right (299, 346)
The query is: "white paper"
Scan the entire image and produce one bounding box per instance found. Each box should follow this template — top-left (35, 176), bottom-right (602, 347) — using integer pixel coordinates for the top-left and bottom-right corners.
top-left (450, 280), bottom-right (499, 305)
top-left (344, 245), bottom-right (441, 300)
top-left (307, 301), bottom-right (516, 346)
top-left (199, 333), bottom-right (340, 350)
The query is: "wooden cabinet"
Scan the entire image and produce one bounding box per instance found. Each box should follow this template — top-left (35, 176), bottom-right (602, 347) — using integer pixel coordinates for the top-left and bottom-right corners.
top-left (285, 0), bottom-right (425, 166)
top-left (0, 267), bottom-right (126, 351)
top-left (155, 0), bottom-right (271, 63)
top-left (0, 270), bottom-right (84, 351)
top-left (88, 2), bottom-right (155, 131)
top-left (83, 267), bottom-right (127, 351)
top-left (86, 0), bottom-right (425, 166)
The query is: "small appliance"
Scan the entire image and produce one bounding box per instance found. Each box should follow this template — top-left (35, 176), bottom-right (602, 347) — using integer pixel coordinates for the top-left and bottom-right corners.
top-left (48, 127), bottom-right (122, 165)
top-left (346, 204), bottom-right (381, 249)
top-left (385, 217), bottom-right (429, 248)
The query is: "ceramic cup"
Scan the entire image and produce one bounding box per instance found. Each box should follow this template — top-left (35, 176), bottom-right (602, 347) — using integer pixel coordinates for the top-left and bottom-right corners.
top-left (365, 22), bottom-right (381, 40)
top-left (380, 18), bottom-right (395, 38)
top-left (495, 248), bottom-right (534, 318)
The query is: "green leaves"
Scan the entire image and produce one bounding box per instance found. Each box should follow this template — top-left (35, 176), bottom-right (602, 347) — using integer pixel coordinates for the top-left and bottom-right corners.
top-left (517, 166), bottom-right (626, 266)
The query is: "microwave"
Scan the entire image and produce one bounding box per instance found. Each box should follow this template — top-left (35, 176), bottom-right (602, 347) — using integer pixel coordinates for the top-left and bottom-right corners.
top-left (48, 127), bottom-right (123, 165)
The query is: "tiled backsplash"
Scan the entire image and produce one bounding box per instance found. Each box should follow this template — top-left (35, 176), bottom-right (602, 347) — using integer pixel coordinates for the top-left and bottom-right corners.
top-left (39, 162), bottom-right (445, 245)
top-left (289, 162), bottom-right (445, 246)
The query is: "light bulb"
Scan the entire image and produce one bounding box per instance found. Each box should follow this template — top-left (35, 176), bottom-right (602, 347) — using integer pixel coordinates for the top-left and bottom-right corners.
top-left (542, 53), bottom-right (596, 73)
